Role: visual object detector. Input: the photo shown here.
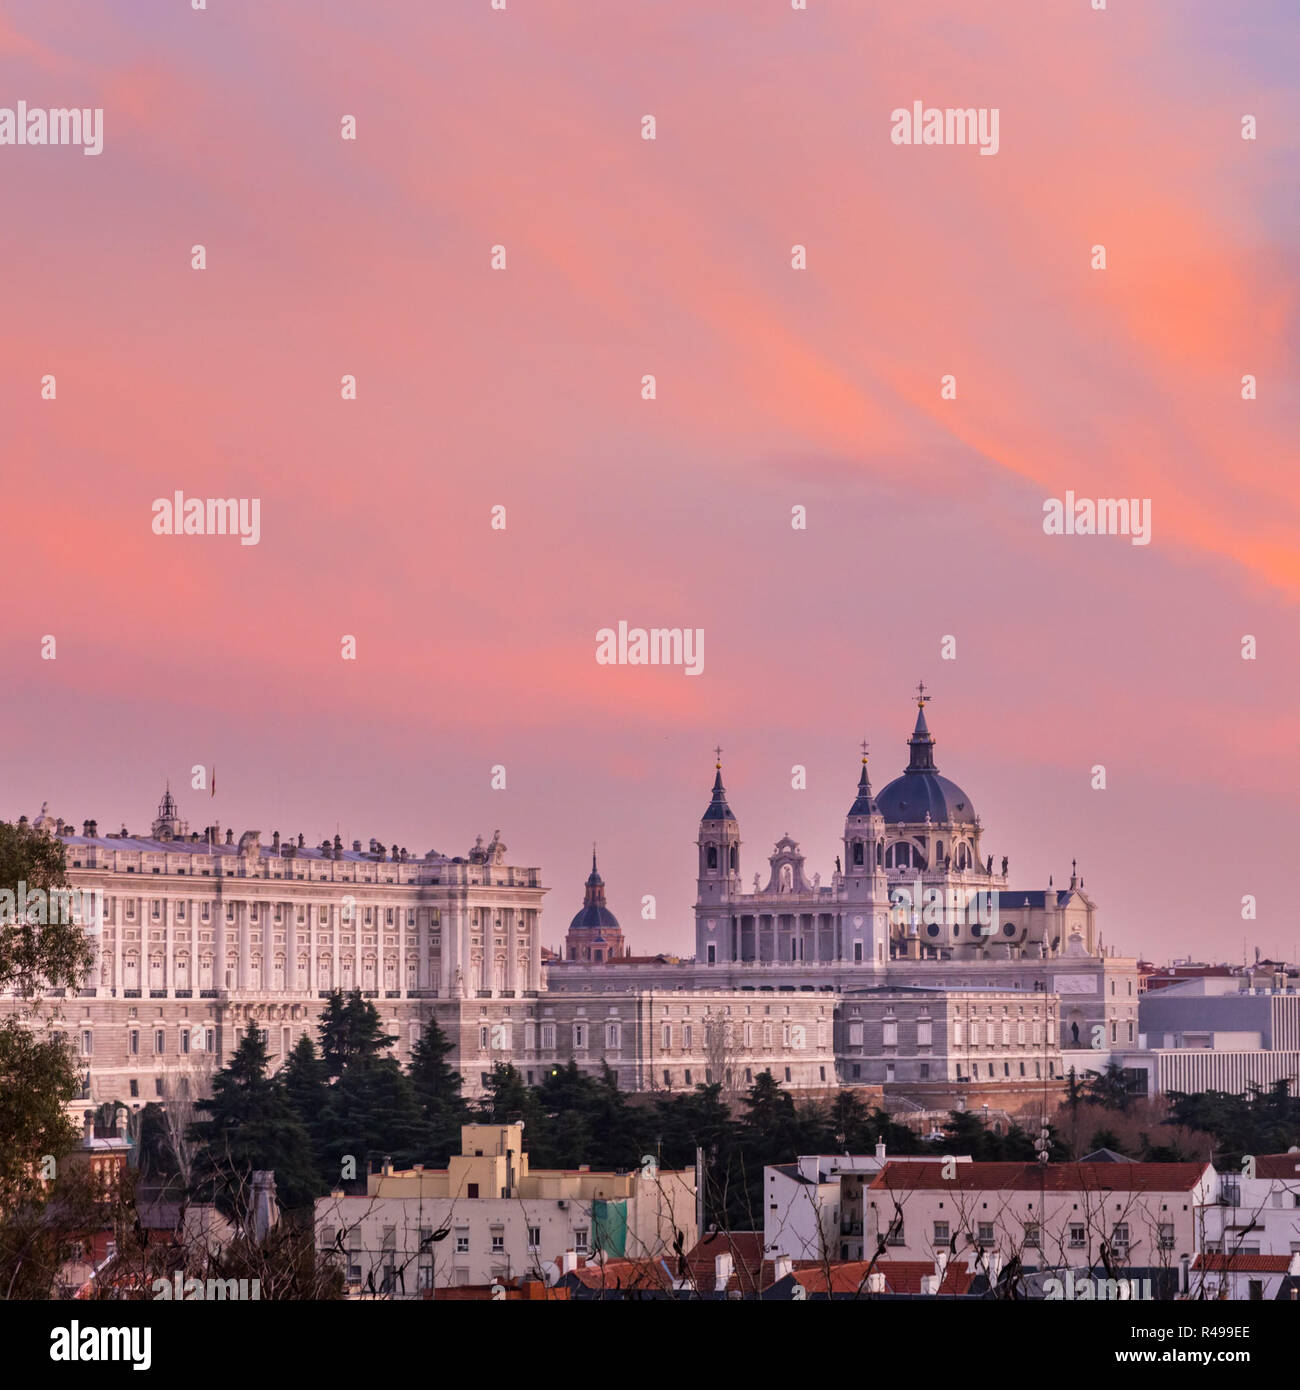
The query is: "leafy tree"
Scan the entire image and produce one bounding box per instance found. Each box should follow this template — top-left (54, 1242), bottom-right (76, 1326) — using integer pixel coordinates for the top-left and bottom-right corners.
top-left (0, 820), bottom-right (95, 999)
top-left (0, 1023), bottom-right (81, 1205)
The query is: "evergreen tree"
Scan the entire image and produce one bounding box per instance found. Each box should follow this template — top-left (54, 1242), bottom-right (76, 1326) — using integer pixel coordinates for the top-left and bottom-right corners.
top-left (317, 989), bottom-right (397, 1078)
top-left (407, 1016), bottom-right (467, 1163)
top-left (319, 1057), bottom-right (428, 1179)
top-left (190, 1020), bottom-right (320, 1219)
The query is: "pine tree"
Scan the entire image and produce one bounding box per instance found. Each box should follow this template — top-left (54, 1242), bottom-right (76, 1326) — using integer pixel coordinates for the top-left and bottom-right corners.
top-left (190, 1020), bottom-right (321, 1219)
top-left (317, 989), bottom-right (397, 1078)
top-left (407, 1016), bottom-right (467, 1164)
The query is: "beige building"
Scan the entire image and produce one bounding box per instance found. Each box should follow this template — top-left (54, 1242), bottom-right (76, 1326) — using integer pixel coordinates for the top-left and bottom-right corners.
top-left (865, 1160), bottom-right (1216, 1271)
top-left (314, 1123), bottom-right (696, 1294)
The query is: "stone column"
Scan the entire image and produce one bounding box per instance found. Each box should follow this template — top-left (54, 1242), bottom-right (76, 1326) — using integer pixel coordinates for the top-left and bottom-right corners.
top-left (528, 908), bottom-right (542, 993)
top-left (113, 896), bottom-right (122, 996)
top-left (189, 899), bottom-right (199, 993)
top-left (286, 901), bottom-right (296, 995)
top-left (162, 898), bottom-right (173, 995)
top-left (238, 902), bottom-right (250, 991)
top-left (505, 909), bottom-right (517, 996)
top-left (398, 904), bottom-right (407, 997)
top-left (419, 908), bottom-right (430, 992)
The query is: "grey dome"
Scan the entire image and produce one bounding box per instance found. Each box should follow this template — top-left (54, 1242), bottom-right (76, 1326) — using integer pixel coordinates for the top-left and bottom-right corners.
top-left (878, 700), bottom-right (976, 825)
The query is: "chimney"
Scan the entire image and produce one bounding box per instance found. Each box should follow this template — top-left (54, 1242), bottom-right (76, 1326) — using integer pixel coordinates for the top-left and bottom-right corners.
top-left (353, 841), bottom-right (362, 853)
top-left (935, 1251), bottom-right (950, 1278)
top-left (1180, 1253), bottom-right (1191, 1295)
top-left (82, 1114), bottom-right (94, 1145)
top-left (381, 1154), bottom-right (393, 1177)
top-left (225, 828), bottom-right (234, 845)
top-left (866, 1271), bottom-right (887, 1294)
top-left (272, 831), bottom-right (280, 852)
top-left (987, 1252), bottom-right (1003, 1283)
top-left (714, 1251), bottom-right (734, 1289)
top-left (875, 1141), bottom-right (887, 1161)
top-left (921, 1273), bottom-right (940, 1295)
top-left (82, 820), bottom-right (91, 837)
top-left (561, 1249), bottom-right (578, 1275)
top-left (297, 834), bottom-right (305, 848)
top-left (772, 1255), bottom-right (793, 1282)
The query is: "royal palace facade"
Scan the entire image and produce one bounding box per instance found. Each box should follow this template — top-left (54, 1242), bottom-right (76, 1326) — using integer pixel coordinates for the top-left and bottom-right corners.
top-left (8, 695), bottom-right (1138, 1114)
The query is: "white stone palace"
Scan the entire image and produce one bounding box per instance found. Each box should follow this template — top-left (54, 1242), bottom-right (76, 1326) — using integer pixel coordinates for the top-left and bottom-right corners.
top-left (8, 691), bottom-right (1138, 1113)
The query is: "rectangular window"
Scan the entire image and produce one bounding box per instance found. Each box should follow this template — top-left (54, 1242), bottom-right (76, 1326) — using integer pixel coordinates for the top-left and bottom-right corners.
top-left (455, 1229), bottom-right (469, 1253)
top-left (1068, 1224), bottom-right (1085, 1248)
top-left (934, 1221), bottom-right (950, 1244)
top-left (180, 1029), bottom-right (190, 1054)
top-left (575, 1229), bottom-right (588, 1253)
top-left (977, 1223), bottom-right (994, 1243)
top-left (662, 1022), bottom-right (671, 1049)
top-left (683, 1024), bottom-right (692, 1050)
top-left (1112, 1223), bottom-right (1130, 1248)
top-left (916, 1020), bottom-right (932, 1047)
top-left (81, 1030), bottom-right (93, 1056)
top-left (154, 1029), bottom-right (165, 1054)
top-left (848, 1023), bottom-right (863, 1047)
top-left (574, 1023), bottom-right (587, 1049)
top-left (882, 1020), bottom-right (898, 1047)
top-left (541, 1023), bottom-right (555, 1050)
top-left (1158, 1223), bottom-right (1175, 1250)
top-left (1023, 1223), bottom-right (1040, 1248)
top-left (527, 1227), bottom-right (541, 1250)
top-left (467, 1184), bottom-right (479, 1200)
top-left (490, 1231), bottom-right (504, 1253)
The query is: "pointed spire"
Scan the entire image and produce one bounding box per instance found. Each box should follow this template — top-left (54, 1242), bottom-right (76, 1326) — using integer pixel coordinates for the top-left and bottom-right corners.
top-left (848, 743), bottom-right (878, 817)
top-left (587, 844), bottom-right (603, 887)
top-left (906, 684), bottom-right (937, 773)
top-left (702, 748), bottom-right (736, 822)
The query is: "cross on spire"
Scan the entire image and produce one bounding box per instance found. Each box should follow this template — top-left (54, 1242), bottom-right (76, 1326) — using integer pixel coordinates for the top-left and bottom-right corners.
top-left (915, 680), bottom-right (930, 708)
top-left (713, 744), bottom-right (723, 768)
top-left (860, 738), bottom-right (869, 763)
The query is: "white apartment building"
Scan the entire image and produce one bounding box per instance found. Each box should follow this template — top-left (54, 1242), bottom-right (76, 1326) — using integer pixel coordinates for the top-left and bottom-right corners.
top-left (864, 1160), bottom-right (1216, 1271)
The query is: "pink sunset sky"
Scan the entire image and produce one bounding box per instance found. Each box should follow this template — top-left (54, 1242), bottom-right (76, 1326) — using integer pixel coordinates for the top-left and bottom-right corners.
top-left (1, 1), bottom-right (1296, 962)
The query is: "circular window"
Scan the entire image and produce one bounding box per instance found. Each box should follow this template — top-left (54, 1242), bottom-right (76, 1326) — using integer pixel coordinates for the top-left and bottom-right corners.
top-left (926, 924), bottom-right (940, 938)
top-left (1003, 923), bottom-right (1016, 937)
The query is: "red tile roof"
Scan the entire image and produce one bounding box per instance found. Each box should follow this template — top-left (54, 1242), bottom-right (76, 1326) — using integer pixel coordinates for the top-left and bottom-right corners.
top-left (1253, 1154), bottom-right (1300, 1181)
top-left (568, 1257), bottom-right (674, 1291)
top-left (869, 1161), bottom-right (1211, 1193)
top-left (787, 1258), bottom-right (976, 1296)
top-left (683, 1231), bottom-right (766, 1294)
top-left (1193, 1253), bottom-right (1294, 1274)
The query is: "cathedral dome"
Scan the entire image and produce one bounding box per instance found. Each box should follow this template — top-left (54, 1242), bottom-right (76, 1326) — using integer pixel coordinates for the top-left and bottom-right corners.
top-left (877, 695), bottom-right (977, 825)
top-left (568, 850), bottom-right (621, 931)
